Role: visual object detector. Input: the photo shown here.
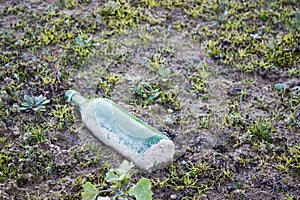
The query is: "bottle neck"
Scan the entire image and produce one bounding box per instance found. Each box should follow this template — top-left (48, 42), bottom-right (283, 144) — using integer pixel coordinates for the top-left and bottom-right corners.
top-left (70, 93), bottom-right (89, 109)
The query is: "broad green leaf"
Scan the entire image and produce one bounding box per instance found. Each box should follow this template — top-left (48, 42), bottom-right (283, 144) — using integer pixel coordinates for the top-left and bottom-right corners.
top-left (158, 68), bottom-right (171, 77)
top-left (76, 36), bottom-right (85, 46)
top-left (128, 178), bottom-right (152, 200)
top-left (117, 160), bottom-right (134, 174)
top-left (220, 8), bottom-right (229, 22)
top-left (21, 102), bottom-right (30, 107)
top-left (81, 182), bottom-right (99, 200)
top-left (149, 92), bottom-right (160, 101)
top-left (41, 99), bottom-right (50, 105)
top-left (105, 171), bottom-right (123, 182)
top-left (13, 73), bottom-right (19, 81)
top-left (134, 88), bottom-right (144, 96)
top-left (35, 95), bottom-right (50, 105)
top-left (92, 42), bottom-right (100, 47)
top-left (86, 35), bottom-right (92, 43)
top-left (24, 95), bottom-right (35, 106)
top-left (24, 94), bottom-right (30, 102)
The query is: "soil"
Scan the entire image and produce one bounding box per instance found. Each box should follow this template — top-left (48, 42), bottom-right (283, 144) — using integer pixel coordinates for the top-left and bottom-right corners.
top-left (0, 0), bottom-right (299, 200)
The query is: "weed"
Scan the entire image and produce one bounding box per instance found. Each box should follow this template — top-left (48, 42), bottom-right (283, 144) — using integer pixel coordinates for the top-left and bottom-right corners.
top-left (96, 73), bottom-right (120, 97)
top-left (22, 123), bottom-right (49, 145)
top-left (158, 67), bottom-right (171, 82)
top-left (221, 169), bottom-right (234, 180)
top-left (139, 0), bottom-right (161, 8)
top-left (19, 94), bottom-right (50, 112)
top-left (133, 82), bottom-right (182, 110)
top-left (198, 114), bottom-right (211, 129)
top-left (68, 34), bottom-right (100, 64)
top-left (60, 0), bottom-right (91, 9)
top-left (97, 1), bottom-right (145, 31)
top-left (146, 53), bottom-right (166, 71)
top-left (134, 82), bottom-right (161, 107)
top-left (248, 118), bottom-right (274, 143)
top-left (188, 73), bottom-right (208, 96)
top-left (81, 160), bottom-right (152, 200)
top-left (277, 144), bottom-right (300, 176)
top-left (51, 104), bottom-right (76, 131)
top-left (223, 100), bottom-right (245, 127)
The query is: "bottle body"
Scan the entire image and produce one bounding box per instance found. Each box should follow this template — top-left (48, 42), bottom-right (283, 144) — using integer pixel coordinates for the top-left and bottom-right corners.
top-left (65, 90), bottom-right (175, 170)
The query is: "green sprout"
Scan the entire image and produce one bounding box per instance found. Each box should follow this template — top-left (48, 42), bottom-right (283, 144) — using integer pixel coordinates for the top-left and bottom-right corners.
top-left (19, 94), bottom-right (50, 112)
top-left (134, 82), bottom-right (161, 106)
top-left (249, 118), bottom-right (273, 143)
top-left (82, 160), bottom-right (152, 200)
top-left (68, 35), bottom-right (100, 63)
top-left (72, 35), bottom-right (100, 48)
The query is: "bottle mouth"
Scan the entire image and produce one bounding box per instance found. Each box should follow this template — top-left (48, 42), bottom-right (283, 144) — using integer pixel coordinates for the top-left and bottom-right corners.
top-left (65, 90), bottom-right (80, 103)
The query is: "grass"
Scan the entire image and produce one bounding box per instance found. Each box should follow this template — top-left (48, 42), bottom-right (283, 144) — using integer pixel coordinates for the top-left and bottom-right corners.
top-left (0, 0), bottom-right (299, 199)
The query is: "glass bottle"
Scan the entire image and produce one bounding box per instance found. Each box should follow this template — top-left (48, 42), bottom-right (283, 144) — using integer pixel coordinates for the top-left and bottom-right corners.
top-left (65, 90), bottom-right (175, 170)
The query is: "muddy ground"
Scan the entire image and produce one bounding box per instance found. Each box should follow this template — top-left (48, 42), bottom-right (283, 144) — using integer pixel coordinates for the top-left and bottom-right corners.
top-left (0, 0), bottom-right (299, 199)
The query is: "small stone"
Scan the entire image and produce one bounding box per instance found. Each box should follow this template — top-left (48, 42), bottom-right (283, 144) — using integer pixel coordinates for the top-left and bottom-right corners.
top-left (274, 83), bottom-right (289, 91)
top-left (170, 194), bottom-right (177, 199)
top-left (12, 126), bottom-right (20, 137)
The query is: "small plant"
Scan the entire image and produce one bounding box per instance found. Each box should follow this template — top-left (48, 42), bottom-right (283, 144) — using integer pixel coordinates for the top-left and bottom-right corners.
top-left (157, 67), bottom-right (171, 82)
top-left (218, 8), bottom-right (229, 24)
top-left (68, 34), bottom-right (100, 63)
top-left (248, 118), bottom-right (273, 143)
top-left (277, 143), bottom-right (300, 176)
top-left (72, 35), bottom-right (100, 49)
top-left (134, 82), bottom-right (161, 107)
top-left (19, 94), bottom-right (50, 112)
top-left (97, 1), bottom-right (143, 30)
top-left (133, 82), bottom-right (182, 110)
top-left (82, 160), bottom-right (152, 200)
top-left (96, 73), bottom-right (120, 97)
top-left (188, 73), bottom-right (208, 96)
top-left (146, 54), bottom-right (166, 71)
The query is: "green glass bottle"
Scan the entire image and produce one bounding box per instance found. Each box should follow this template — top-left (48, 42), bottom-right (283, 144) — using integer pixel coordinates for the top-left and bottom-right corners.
top-left (65, 90), bottom-right (175, 170)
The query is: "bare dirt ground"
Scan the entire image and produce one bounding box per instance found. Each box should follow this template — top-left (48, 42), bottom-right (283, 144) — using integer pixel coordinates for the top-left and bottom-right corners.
top-left (0, 0), bottom-right (299, 199)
